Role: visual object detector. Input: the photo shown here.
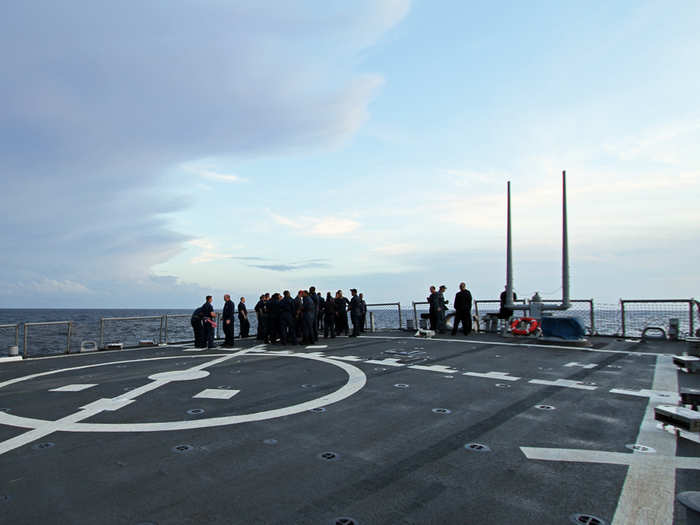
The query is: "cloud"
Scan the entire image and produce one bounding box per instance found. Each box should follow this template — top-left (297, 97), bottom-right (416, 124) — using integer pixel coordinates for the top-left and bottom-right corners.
top-left (269, 211), bottom-right (361, 237)
top-left (185, 166), bottom-right (247, 183)
top-left (0, 2), bottom-right (409, 305)
top-left (240, 257), bottom-right (332, 272)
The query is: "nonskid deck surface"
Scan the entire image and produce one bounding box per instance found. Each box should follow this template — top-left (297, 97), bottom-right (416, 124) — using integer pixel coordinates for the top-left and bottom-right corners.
top-left (0, 333), bottom-right (699, 525)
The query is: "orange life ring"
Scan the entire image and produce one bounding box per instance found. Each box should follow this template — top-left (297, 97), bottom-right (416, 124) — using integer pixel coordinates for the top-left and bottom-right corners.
top-left (511, 317), bottom-right (539, 335)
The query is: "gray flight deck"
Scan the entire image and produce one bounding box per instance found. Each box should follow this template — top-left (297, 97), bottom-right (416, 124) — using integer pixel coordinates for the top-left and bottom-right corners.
top-left (0, 332), bottom-right (699, 525)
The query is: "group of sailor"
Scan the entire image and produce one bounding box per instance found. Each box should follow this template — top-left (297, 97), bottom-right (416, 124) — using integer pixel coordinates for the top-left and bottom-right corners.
top-left (190, 289), bottom-right (367, 348)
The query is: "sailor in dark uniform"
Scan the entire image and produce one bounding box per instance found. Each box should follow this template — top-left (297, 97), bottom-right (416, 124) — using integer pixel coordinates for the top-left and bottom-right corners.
top-left (359, 293), bottom-right (367, 332)
top-left (317, 292), bottom-right (325, 332)
top-left (190, 305), bottom-right (206, 348)
top-left (349, 288), bottom-right (363, 337)
top-left (238, 297), bottom-right (249, 338)
top-left (302, 291), bottom-right (316, 344)
top-left (309, 286), bottom-right (319, 342)
top-left (499, 286), bottom-right (517, 321)
top-left (268, 293), bottom-right (281, 344)
top-left (222, 294), bottom-right (235, 347)
top-left (279, 290), bottom-right (297, 345)
top-left (437, 285), bottom-right (449, 333)
top-left (255, 295), bottom-right (266, 341)
top-left (335, 290), bottom-right (350, 336)
top-left (428, 286), bottom-right (439, 330)
top-left (294, 290), bottom-right (304, 339)
top-left (201, 295), bottom-right (216, 348)
top-left (451, 282), bottom-right (472, 336)
top-left (324, 292), bottom-right (336, 338)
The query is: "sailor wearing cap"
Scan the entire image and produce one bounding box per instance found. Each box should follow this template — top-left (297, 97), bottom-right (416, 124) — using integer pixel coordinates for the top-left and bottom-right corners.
top-left (349, 288), bottom-right (363, 337)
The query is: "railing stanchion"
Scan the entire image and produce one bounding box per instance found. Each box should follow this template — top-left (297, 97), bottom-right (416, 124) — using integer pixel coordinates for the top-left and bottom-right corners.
top-left (159, 315), bottom-right (165, 345)
top-left (620, 300), bottom-right (626, 338)
top-left (689, 299), bottom-right (695, 339)
top-left (589, 299), bottom-right (595, 336)
top-left (412, 302), bottom-right (418, 329)
top-left (66, 322), bottom-right (72, 354)
top-left (23, 323), bottom-right (29, 358)
top-left (397, 303), bottom-right (402, 330)
top-left (99, 318), bottom-right (105, 349)
top-left (15, 324), bottom-right (19, 348)
top-left (369, 312), bottom-right (375, 332)
top-left (164, 315), bottom-right (169, 345)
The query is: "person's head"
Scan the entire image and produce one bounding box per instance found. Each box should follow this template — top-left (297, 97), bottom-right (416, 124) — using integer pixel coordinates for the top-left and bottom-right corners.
top-left (206, 295), bottom-right (213, 303)
top-left (459, 282), bottom-right (466, 291)
top-left (317, 292), bottom-right (322, 297)
top-left (265, 293), bottom-right (270, 300)
top-left (327, 292), bottom-right (332, 299)
top-left (283, 290), bottom-right (290, 298)
top-left (439, 285), bottom-right (446, 292)
top-left (350, 288), bottom-right (357, 296)
top-left (240, 297), bottom-right (245, 303)
top-left (272, 293), bottom-right (279, 300)
top-left (429, 286), bottom-right (436, 293)
top-left (337, 289), bottom-right (343, 297)
top-left (359, 293), bottom-right (364, 299)
top-left (259, 295), bottom-right (264, 300)
top-left (309, 286), bottom-right (316, 294)
top-left (298, 290), bottom-right (304, 297)
top-left (224, 294), bottom-right (230, 301)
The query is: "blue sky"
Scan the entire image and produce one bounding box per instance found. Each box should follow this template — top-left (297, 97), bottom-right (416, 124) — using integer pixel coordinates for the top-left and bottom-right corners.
top-left (1, 1), bottom-right (698, 308)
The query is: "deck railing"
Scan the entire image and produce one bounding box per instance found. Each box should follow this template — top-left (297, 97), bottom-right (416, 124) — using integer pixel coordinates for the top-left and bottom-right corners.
top-left (4, 297), bottom-right (698, 357)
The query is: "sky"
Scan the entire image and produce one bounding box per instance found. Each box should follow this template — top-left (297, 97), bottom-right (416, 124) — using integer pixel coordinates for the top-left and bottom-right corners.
top-left (1, 1), bottom-right (699, 308)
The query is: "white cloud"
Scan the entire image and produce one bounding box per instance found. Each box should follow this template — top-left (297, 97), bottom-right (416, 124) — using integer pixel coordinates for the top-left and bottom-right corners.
top-left (269, 211), bottom-right (361, 237)
top-left (184, 165), bottom-right (247, 183)
top-left (189, 238), bottom-right (241, 264)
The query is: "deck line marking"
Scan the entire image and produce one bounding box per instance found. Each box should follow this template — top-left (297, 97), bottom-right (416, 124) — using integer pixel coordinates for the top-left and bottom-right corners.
top-left (609, 388), bottom-right (679, 403)
top-left (464, 371), bottom-right (521, 381)
top-left (49, 384), bottom-right (98, 392)
top-left (363, 358), bottom-right (405, 367)
top-left (528, 379), bottom-right (597, 390)
top-left (409, 365), bottom-right (460, 374)
top-left (564, 362), bottom-right (597, 369)
top-left (359, 335), bottom-right (667, 356)
top-left (306, 345), bottom-right (328, 349)
top-left (194, 389), bottom-right (240, 400)
top-left (520, 356), bottom-right (695, 525)
top-left (329, 355), bottom-right (364, 362)
top-left (0, 351), bottom-right (366, 436)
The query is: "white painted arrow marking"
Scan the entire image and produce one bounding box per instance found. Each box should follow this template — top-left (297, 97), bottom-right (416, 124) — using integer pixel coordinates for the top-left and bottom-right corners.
top-left (563, 361), bottom-right (597, 369)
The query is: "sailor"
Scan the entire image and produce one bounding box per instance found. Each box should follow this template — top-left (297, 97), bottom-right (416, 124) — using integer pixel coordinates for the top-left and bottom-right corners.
top-left (237, 297), bottom-right (249, 338)
top-left (279, 290), bottom-right (297, 345)
top-left (349, 288), bottom-right (363, 337)
top-left (254, 295), bottom-right (265, 341)
top-left (294, 290), bottom-right (304, 339)
top-left (499, 286), bottom-right (517, 321)
top-left (359, 293), bottom-right (367, 332)
top-left (427, 286), bottom-right (439, 331)
top-left (201, 295), bottom-right (216, 349)
top-left (222, 294), bottom-right (235, 347)
top-left (438, 285), bottom-right (449, 333)
top-left (451, 282), bottom-right (472, 336)
top-left (190, 304), bottom-right (206, 348)
top-left (335, 290), bottom-right (350, 336)
top-left (317, 292), bottom-right (325, 332)
top-left (309, 286), bottom-right (319, 342)
top-left (267, 292), bottom-right (281, 344)
top-left (302, 290), bottom-right (316, 344)
top-left (324, 292), bottom-right (336, 338)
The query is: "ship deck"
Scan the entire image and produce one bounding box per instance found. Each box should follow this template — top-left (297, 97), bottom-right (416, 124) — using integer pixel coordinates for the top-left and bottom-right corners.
top-left (1, 331), bottom-right (699, 525)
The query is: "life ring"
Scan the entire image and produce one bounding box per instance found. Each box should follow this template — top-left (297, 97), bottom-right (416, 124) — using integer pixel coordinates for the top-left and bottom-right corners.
top-left (511, 317), bottom-right (539, 335)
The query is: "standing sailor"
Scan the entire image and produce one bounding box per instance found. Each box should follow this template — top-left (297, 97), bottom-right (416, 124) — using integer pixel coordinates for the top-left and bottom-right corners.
top-left (238, 297), bottom-right (249, 338)
top-left (302, 290), bottom-right (316, 344)
top-left (190, 304), bottom-right (206, 348)
top-left (359, 293), bottom-right (367, 332)
top-left (324, 292), bottom-right (336, 338)
top-left (268, 292), bottom-right (281, 344)
top-left (349, 288), bottom-right (363, 337)
top-left (438, 285), bottom-right (449, 333)
top-left (451, 282), bottom-right (472, 336)
top-left (201, 295), bottom-right (216, 349)
top-left (499, 286), bottom-right (517, 322)
top-left (280, 290), bottom-right (297, 345)
top-left (317, 292), bottom-right (325, 332)
top-left (309, 286), bottom-right (319, 342)
top-left (427, 286), bottom-right (439, 331)
top-left (335, 290), bottom-right (350, 336)
top-left (222, 294), bottom-right (235, 347)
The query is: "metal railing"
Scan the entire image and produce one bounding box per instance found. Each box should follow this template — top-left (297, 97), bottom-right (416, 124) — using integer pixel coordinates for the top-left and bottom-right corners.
top-left (0, 323), bottom-right (20, 349)
top-left (473, 299), bottom-right (527, 318)
top-left (99, 315), bottom-right (165, 349)
top-left (24, 321), bottom-right (73, 357)
top-left (620, 299), bottom-right (695, 338)
top-left (364, 302), bottom-right (402, 330)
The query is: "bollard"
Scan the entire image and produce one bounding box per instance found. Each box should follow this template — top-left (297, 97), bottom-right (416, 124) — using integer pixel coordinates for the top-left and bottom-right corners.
top-left (678, 492), bottom-right (700, 525)
top-left (8, 345), bottom-right (19, 357)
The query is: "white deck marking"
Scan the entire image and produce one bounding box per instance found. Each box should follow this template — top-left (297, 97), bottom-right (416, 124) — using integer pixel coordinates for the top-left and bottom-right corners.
top-left (49, 384), bottom-right (97, 392)
top-left (359, 335), bottom-right (666, 356)
top-left (306, 345), bottom-right (328, 349)
top-left (363, 358), bottom-right (405, 367)
top-left (528, 378), bottom-right (597, 390)
top-left (520, 355), bottom-right (697, 525)
top-left (409, 364), bottom-right (460, 374)
top-left (194, 388), bottom-right (240, 400)
top-left (609, 388), bottom-right (679, 403)
top-left (329, 355), bottom-right (364, 362)
top-left (463, 371), bottom-right (520, 382)
top-left (0, 350), bottom-right (366, 441)
top-left (564, 362), bottom-right (597, 369)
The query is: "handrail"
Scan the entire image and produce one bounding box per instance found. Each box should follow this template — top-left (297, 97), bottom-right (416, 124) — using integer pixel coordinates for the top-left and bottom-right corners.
top-left (99, 315), bottom-right (165, 349)
top-left (620, 298), bottom-right (695, 338)
top-left (0, 323), bottom-right (20, 349)
top-left (23, 321), bottom-right (72, 357)
top-left (364, 302), bottom-right (402, 329)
